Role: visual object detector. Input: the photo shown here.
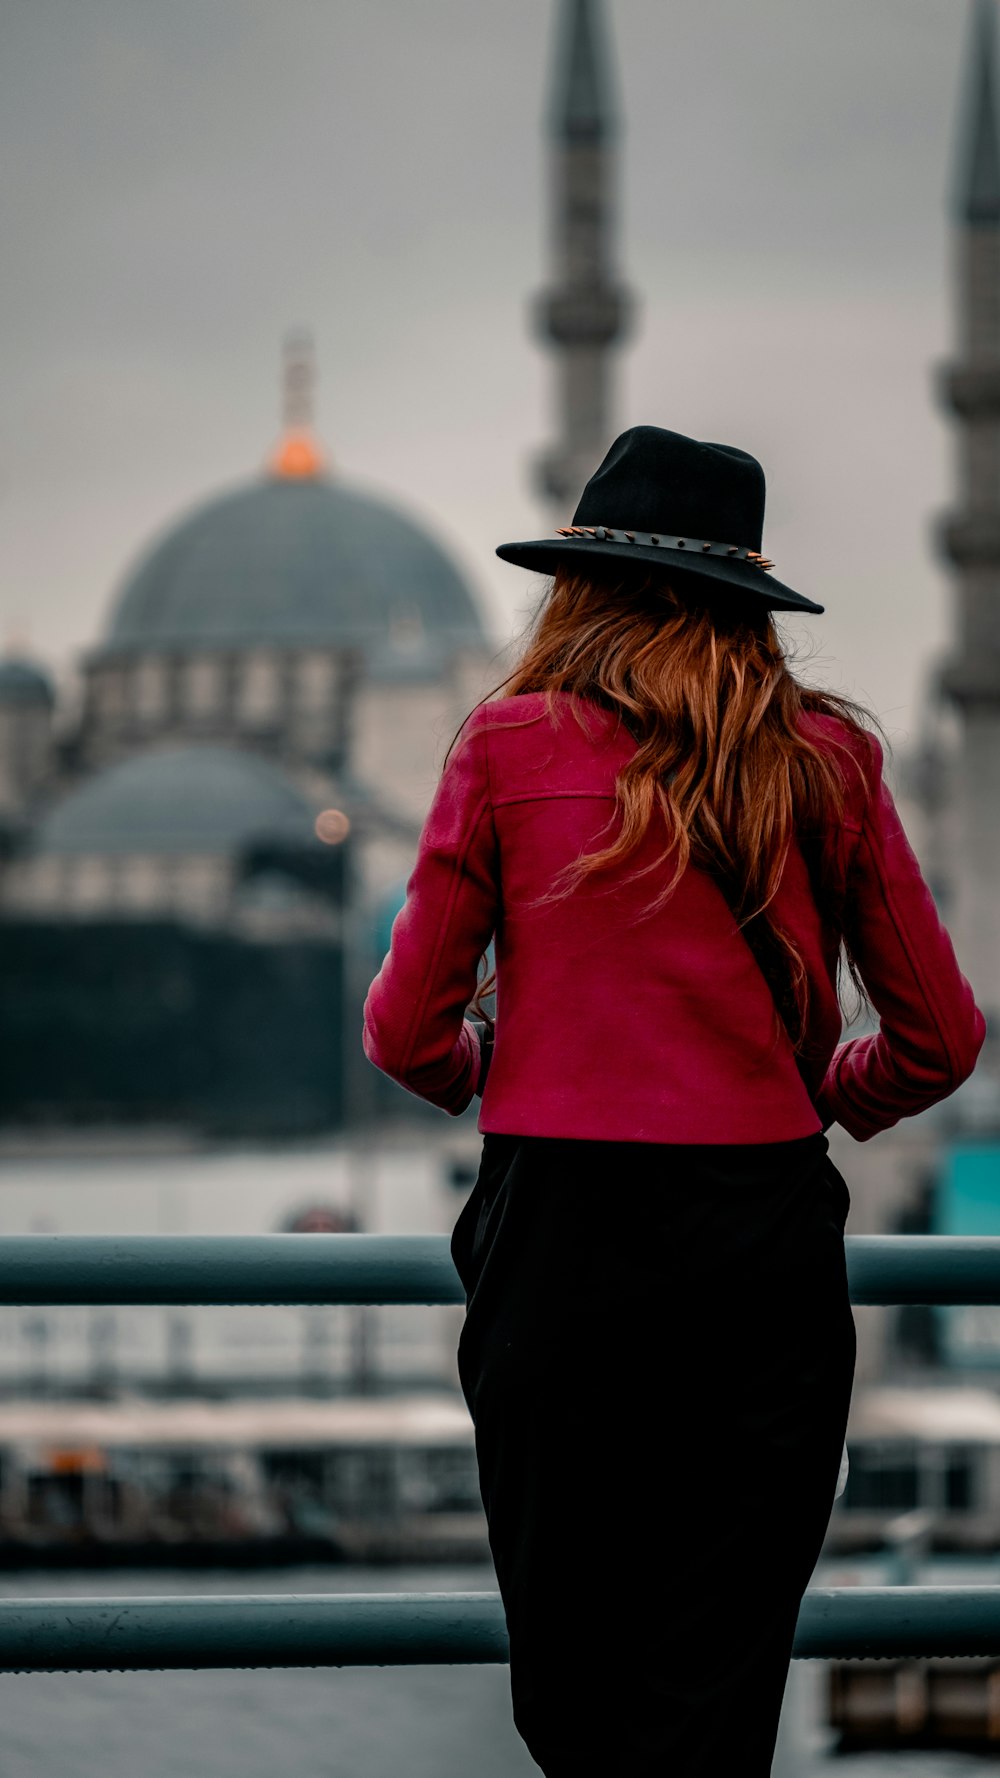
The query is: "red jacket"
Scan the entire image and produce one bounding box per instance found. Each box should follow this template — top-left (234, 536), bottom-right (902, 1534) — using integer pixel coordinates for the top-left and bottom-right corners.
top-left (362, 692), bottom-right (986, 1144)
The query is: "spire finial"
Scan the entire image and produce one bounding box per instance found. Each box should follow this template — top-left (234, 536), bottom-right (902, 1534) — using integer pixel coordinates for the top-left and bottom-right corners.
top-left (550, 0), bottom-right (614, 142)
top-left (955, 0), bottom-right (1000, 224)
top-left (269, 328), bottom-right (327, 479)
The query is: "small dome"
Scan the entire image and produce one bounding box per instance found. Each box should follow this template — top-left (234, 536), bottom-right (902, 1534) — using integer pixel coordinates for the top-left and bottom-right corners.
top-left (0, 657), bottom-right (54, 706)
top-left (37, 746), bottom-right (318, 857)
top-left (101, 476), bottom-right (487, 657)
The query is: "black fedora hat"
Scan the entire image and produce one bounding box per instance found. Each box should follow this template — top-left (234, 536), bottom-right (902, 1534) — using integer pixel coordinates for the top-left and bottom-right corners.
top-left (496, 424), bottom-right (823, 616)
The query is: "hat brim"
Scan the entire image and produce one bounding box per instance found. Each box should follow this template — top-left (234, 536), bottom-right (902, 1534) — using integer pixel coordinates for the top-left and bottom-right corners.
top-left (494, 535), bottom-right (823, 616)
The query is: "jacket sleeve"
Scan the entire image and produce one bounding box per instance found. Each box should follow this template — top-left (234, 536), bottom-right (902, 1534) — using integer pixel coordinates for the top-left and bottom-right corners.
top-left (814, 732), bottom-right (986, 1141)
top-left (362, 710), bottom-right (497, 1116)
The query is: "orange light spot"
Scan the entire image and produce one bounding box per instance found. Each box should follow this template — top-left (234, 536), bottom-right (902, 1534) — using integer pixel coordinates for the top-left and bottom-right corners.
top-left (269, 430), bottom-right (327, 480)
top-left (315, 809), bottom-right (351, 845)
top-left (47, 1447), bottom-right (107, 1474)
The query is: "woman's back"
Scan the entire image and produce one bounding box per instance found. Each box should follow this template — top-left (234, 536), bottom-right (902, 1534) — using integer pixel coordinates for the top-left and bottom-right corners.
top-left (363, 687), bottom-right (984, 1145)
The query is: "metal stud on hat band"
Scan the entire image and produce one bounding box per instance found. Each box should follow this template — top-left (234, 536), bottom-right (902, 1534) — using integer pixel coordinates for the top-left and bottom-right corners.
top-left (554, 525), bottom-right (776, 571)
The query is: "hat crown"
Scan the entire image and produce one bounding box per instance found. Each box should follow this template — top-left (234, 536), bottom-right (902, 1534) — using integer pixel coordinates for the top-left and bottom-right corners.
top-left (572, 425), bottom-right (766, 552)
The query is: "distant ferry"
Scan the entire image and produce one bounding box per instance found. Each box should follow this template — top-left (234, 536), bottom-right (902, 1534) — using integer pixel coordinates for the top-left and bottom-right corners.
top-left (0, 1392), bottom-right (488, 1566)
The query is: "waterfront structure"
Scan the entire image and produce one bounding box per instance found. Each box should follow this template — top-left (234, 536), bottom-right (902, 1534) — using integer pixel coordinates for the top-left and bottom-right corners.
top-left (0, 1393), bottom-right (485, 1565)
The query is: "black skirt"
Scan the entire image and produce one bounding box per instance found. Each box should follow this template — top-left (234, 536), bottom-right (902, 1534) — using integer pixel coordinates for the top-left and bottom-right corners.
top-left (450, 1130), bottom-right (856, 1778)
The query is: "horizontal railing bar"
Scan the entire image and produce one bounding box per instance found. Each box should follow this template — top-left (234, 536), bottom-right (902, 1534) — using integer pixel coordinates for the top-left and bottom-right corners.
top-left (794, 1587), bottom-right (1000, 1659)
top-left (0, 1588), bottom-right (998, 1670)
top-left (0, 1593), bottom-right (508, 1672)
top-left (845, 1235), bottom-right (1000, 1305)
top-left (0, 1234), bottom-right (996, 1306)
top-left (0, 1235), bottom-right (466, 1306)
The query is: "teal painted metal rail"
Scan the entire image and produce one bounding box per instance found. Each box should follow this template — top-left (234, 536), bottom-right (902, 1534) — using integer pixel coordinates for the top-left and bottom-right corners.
top-left (0, 1588), bottom-right (999, 1671)
top-left (0, 1232), bottom-right (997, 1304)
top-left (846, 1235), bottom-right (1000, 1305)
top-left (0, 1234), bottom-right (465, 1305)
top-left (0, 1232), bottom-right (999, 1672)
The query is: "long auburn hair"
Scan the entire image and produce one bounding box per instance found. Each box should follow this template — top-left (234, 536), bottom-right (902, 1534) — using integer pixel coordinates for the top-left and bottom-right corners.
top-left (460, 564), bottom-right (885, 1054)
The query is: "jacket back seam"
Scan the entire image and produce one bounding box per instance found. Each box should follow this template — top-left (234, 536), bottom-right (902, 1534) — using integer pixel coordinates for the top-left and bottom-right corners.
top-left (857, 826), bottom-right (962, 1089)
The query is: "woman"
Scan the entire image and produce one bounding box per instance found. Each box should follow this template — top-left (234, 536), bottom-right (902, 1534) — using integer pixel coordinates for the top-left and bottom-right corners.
top-left (363, 425), bottom-right (986, 1776)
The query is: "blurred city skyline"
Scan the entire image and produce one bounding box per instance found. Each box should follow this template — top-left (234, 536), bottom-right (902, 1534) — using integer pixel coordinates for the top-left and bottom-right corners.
top-left (0, 0), bottom-right (975, 745)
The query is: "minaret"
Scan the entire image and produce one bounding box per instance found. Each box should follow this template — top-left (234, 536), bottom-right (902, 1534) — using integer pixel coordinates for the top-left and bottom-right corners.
top-left (534, 0), bottom-right (633, 509)
top-left (938, 0), bottom-right (1000, 1048)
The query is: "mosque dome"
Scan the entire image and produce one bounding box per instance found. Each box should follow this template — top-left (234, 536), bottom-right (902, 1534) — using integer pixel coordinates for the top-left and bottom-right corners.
top-left (101, 475), bottom-right (486, 661)
top-left (97, 334), bottom-right (487, 668)
top-left (0, 657), bottom-right (54, 706)
top-left (99, 338), bottom-right (487, 664)
top-left (36, 745), bottom-right (318, 856)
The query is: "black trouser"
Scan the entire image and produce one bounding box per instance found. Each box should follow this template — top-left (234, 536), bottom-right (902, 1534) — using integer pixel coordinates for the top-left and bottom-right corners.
top-left (451, 1130), bottom-right (856, 1778)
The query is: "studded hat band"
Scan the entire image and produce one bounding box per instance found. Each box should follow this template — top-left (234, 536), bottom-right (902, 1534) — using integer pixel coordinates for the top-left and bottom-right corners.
top-left (554, 525), bottom-right (775, 572)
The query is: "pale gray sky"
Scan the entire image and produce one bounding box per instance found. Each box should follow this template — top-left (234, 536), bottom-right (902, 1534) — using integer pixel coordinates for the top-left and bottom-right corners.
top-left (0, 0), bottom-right (979, 746)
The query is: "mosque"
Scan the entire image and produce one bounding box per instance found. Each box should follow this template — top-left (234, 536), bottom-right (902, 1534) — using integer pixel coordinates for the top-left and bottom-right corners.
top-left (0, 333), bottom-right (495, 1131)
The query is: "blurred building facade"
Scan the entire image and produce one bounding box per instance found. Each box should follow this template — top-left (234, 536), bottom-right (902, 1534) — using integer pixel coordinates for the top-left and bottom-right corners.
top-left (937, 0), bottom-right (1000, 1075)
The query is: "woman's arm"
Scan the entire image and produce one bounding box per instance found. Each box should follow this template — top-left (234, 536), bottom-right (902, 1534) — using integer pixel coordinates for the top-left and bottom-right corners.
top-left (362, 711), bottom-right (497, 1116)
top-left (815, 733), bottom-right (986, 1140)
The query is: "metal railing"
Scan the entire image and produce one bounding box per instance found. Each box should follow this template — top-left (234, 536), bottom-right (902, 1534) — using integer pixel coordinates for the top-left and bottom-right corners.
top-left (0, 1230), bottom-right (998, 1304)
top-left (0, 1232), bottom-right (997, 1673)
top-left (2, 1587), bottom-right (1000, 1671)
